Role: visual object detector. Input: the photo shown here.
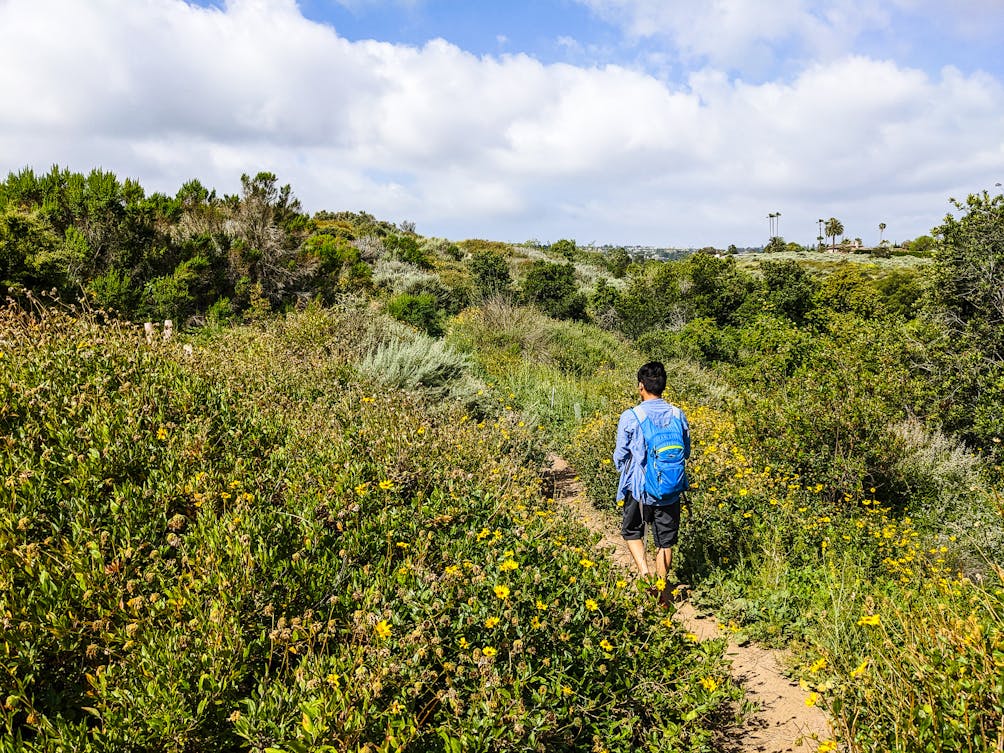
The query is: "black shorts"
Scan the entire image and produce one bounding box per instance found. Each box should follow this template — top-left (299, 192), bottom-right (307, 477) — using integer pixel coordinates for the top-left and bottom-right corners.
top-left (621, 492), bottom-right (680, 549)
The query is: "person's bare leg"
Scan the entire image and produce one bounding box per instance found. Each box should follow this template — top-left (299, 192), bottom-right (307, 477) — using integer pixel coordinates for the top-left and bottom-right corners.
top-left (654, 547), bottom-right (674, 606)
top-left (625, 538), bottom-right (650, 577)
top-left (654, 547), bottom-right (673, 579)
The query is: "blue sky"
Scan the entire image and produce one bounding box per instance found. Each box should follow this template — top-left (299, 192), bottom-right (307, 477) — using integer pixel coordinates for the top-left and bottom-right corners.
top-left (2, 0), bottom-right (1003, 246)
top-left (191, 0), bottom-right (1004, 83)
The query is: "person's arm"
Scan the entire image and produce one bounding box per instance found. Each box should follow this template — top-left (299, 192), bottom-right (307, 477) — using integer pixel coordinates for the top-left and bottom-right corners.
top-left (613, 411), bottom-right (634, 472)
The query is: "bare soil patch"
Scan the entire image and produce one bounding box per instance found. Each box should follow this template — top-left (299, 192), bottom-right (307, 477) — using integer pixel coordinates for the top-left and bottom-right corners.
top-left (544, 454), bottom-right (832, 753)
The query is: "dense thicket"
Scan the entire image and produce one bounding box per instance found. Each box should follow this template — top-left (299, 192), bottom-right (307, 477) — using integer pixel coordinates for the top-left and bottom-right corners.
top-left (0, 168), bottom-right (380, 320)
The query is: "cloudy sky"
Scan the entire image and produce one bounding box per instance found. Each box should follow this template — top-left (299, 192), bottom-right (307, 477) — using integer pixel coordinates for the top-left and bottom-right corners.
top-left (1, 0), bottom-right (1003, 247)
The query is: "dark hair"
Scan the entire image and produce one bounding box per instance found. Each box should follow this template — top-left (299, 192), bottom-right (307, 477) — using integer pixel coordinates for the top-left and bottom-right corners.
top-left (637, 361), bottom-right (666, 396)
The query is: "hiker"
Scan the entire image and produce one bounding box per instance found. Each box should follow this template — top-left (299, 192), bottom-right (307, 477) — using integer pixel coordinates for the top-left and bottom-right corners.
top-left (613, 361), bottom-right (690, 603)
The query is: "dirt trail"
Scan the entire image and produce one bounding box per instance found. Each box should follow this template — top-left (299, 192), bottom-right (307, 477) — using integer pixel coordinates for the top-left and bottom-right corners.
top-left (546, 455), bottom-right (832, 753)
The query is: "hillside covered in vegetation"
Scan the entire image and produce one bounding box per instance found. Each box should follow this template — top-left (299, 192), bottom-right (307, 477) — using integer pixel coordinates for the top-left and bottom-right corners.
top-left (2, 166), bottom-right (1002, 752)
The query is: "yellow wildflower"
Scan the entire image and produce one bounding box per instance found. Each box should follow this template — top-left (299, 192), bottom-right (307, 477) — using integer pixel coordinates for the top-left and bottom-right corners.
top-left (374, 620), bottom-right (392, 640)
top-left (585, 599), bottom-right (599, 612)
top-left (599, 639), bottom-right (613, 652)
top-left (493, 584), bottom-right (510, 600)
top-left (378, 479), bottom-right (394, 491)
top-left (805, 692), bottom-right (819, 707)
top-left (699, 677), bottom-right (718, 692)
top-left (482, 646), bottom-right (497, 657)
top-left (850, 659), bottom-right (869, 678)
top-left (499, 559), bottom-right (518, 572)
top-left (857, 614), bottom-right (881, 627)
top-left (484, 616), bottom-right (500, 628)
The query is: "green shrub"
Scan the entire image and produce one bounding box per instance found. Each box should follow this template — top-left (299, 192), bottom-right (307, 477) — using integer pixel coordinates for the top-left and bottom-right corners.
top-left (386, 291), bottom-right (443, 336)
top-left (520, 261), bottom-right (587, 321)
top-left (637, 319), bottom-right (739, 368)
top-left (467, 248), bottom-right (512, 299)
top-left (457, 238), bottom-right (513, 256)
top-left (88, 266), bottom-right (137, 314)
top-left (420, 236), bottom-right (462, 261)
top-left (356, 332), bottom-right (474, 399)
top-left (385, 234), bottom-right (433, 269)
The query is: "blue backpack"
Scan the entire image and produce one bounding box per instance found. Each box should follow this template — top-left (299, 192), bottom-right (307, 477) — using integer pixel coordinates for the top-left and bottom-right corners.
top-left (631, 405), bottom-right (688, 502)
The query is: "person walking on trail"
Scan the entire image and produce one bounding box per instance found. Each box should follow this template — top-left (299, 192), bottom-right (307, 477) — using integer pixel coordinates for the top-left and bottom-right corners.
top-left (613, 361), bottom-right (690, 604)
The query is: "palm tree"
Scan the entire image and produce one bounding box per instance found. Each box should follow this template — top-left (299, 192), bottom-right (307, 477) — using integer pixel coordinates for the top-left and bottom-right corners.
top-left (878, 222), bottom-right (887, 245)
top-left (824, 217), bottom-right (844, 250)
top-left (767, 212), bottom-right (782, 242)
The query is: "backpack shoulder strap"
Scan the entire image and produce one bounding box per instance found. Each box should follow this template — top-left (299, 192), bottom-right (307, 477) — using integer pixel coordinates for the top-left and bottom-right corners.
top-left (630, 406), bottom-right (654, 445)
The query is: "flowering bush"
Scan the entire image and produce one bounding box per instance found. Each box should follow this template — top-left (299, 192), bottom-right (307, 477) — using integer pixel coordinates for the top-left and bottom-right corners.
top-left (0, 304), bottom-right (739, 751)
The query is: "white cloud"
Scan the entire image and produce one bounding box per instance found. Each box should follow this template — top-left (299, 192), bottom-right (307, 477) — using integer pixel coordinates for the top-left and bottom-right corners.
top-left (0, 0), bottom-right (1001, 246)
top-left (572, 0), bottom-right (892, 73)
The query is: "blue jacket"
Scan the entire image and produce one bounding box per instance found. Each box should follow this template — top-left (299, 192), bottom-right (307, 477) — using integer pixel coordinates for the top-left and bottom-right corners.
top-left (613, 398), bottom-right (690, 505)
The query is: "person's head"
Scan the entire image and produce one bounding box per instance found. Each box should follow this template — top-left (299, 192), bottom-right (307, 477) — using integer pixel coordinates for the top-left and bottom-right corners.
top-left (637, 361), bottom-right (666, 397)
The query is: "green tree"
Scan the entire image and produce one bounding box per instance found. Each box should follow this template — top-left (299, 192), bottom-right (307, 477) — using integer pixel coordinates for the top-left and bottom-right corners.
top-left (685, 252), bottom-right (753, 325)
top-left (764, 237), bottom-right (786, 253)
top-left (606, 247), bottom-right (631, 278)
top-left (550, 238), bottom-right (577, 261)
top-left (589, 277), bottom-right (621, 328)
top-left (227, 172), bottom-right (310, 304)
top-left (0, 207), bottom-right (59, 294)
top-left (925, 191), bottom-right (1004, 457)
top-left (303, 233), bottom-right (371, 300)
top-left (613, 261), bottom-right (689, 339)
top-left (760, 259), bottom-right (818, 323)
top-left (874, 269), bottom-right (923, 319)
top-left (931, 192), bottom-right (1004, 326)
top-left (815, 265), bottom-right (882, 317)
top-left (467, 248), bottom-right (512, 299)
top-left (521, 261), bottom-right (586, 320)
top-left (824, 217), bottom-right (844, 250)
top-left (905, 234), bottom-right (936, 255)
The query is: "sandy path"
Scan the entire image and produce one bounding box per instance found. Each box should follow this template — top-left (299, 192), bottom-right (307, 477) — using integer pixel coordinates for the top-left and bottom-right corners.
top-left (546, 454), bottom-right (833, 753)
